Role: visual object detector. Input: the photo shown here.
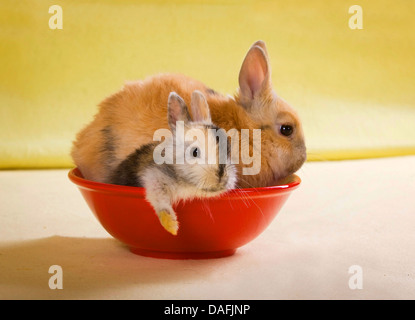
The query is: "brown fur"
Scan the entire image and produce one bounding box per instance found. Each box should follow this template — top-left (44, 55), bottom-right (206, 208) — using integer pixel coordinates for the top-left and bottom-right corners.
top-left (71, 41), bottom-right (306, 188)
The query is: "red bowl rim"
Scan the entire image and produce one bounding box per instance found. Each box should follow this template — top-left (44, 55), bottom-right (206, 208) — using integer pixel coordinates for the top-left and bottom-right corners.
top-left (68, 167), bottom-right (301, 197)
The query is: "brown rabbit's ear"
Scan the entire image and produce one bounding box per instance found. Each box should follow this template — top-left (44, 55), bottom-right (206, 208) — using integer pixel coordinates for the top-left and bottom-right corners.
top-left (190, 90), bottom-right (211, 123)
top-left (167, 92), bottom-right (191, 130)
top-left (251, 40), bottom-right (269, 58)
top-left (238, 43), bottom-right (272, 106)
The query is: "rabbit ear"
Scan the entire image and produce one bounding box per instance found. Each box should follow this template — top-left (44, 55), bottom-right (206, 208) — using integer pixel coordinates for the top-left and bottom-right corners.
top-left (190, 90), bottom-right (211, 123)
top-left (251, 40), bottom-right (269, 58)
top-left (167, 92), bottom-right (191, 130)
top-left (238, 43), bottom-right (271, 104)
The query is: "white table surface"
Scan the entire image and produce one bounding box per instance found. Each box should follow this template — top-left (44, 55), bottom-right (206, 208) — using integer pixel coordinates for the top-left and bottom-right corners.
top-left (1, 156), bottom-right (414, 300)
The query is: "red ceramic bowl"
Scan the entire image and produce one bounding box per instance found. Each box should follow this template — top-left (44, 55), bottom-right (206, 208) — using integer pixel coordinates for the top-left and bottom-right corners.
top-left (68, 168), bottom-right (300, 259)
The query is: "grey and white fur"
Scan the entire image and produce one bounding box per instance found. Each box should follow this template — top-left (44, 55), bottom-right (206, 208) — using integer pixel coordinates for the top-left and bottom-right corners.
top-left (110, 91), bottom-right (237, 235)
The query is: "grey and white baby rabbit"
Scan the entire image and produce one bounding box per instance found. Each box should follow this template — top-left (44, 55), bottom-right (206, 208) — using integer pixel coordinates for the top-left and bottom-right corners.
top-left (110, 91), bottom-right (237, 235)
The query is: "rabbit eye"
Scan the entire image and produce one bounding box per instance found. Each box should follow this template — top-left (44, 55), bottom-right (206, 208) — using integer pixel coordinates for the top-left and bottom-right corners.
top-left (191, 147), bottom-right (200, 158)
top-left (280, 125), bottom-right (293, 137)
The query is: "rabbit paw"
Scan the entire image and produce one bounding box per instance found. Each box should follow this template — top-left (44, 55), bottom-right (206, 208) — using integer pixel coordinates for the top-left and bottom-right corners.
top-left (158, 210), bottom-right (179, 236)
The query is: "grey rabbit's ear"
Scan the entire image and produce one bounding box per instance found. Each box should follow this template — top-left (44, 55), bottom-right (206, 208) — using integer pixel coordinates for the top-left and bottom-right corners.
top-left (167, 92), bottom-right (191, 130)
top-left (238, 41), bottom-right (271, 105)
top-left (190, 90), bottom-right (211, 123)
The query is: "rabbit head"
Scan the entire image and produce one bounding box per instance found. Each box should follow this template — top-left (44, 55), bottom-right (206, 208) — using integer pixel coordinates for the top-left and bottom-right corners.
top-left (235, 40), bottom-right (306, 183)
top-left (166, 91), bottom-right (237, 195)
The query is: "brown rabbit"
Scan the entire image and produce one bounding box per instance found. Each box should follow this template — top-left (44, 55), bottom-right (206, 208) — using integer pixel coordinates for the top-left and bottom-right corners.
top-left (71, 40), bottom-right (306, 188)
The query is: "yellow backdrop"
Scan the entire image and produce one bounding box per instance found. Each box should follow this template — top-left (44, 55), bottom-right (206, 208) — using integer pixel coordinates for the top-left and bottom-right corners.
top-left (1, 0), bottom-right (414, 168)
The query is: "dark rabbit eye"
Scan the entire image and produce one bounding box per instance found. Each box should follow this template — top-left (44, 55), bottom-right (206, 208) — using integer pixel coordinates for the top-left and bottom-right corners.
top-left (192, 147), bottom-right (200, 158)
top-left (280, 125), bottom-right (293, 137)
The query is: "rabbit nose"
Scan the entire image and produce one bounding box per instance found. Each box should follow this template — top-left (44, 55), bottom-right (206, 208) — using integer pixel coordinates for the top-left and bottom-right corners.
top-left (218, 164), bottom-right (226, 181)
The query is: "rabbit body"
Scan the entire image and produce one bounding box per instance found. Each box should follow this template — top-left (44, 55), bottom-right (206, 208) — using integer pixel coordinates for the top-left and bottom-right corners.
top-left (71, 41), bottom-right (306, 189)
